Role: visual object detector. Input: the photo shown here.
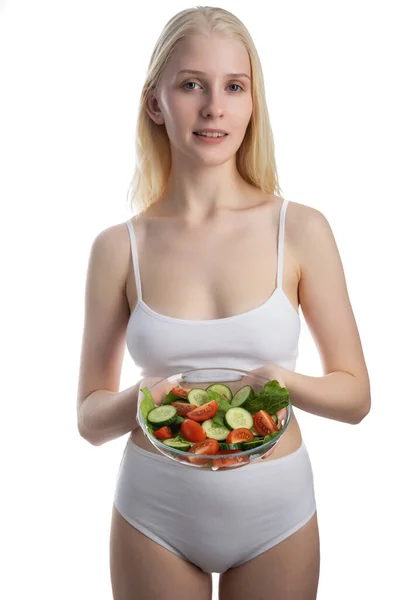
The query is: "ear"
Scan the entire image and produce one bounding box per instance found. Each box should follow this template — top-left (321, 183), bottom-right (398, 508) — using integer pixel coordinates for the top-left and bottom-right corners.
top-left (145, 90), bottom-right (164, 125)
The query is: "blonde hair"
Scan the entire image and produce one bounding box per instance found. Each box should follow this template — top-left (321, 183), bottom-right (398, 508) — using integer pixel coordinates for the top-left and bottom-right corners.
top-left (127, 6), bottom-right (284, 215)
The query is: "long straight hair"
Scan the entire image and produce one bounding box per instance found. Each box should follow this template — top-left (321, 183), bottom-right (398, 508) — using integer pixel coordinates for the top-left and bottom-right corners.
top-left (127, 6), bottom-right (284, 215)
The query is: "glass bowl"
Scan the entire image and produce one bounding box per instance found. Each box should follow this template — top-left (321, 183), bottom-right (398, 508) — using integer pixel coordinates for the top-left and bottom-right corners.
top-left (137, 368), bottom-right (293, 471)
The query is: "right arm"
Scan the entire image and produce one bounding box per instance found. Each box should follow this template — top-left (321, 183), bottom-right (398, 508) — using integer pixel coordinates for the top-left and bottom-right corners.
top-left (76, 224), bottom-right (139, 446)
top-left (78, 385), bottom-right (141, 446)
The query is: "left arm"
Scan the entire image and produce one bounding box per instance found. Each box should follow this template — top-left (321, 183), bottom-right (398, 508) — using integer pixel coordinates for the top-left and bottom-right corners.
top-left (253, 205), bottom-right (371, 425)
top-left (277, 369), bottom-right (370, 424)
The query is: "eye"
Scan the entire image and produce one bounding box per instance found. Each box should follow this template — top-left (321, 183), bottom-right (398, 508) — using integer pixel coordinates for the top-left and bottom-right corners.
top-left (228, 83), bottom-right (244, 93)
top-left (182, 81), bottom-right (244, 93)
top-left (182, 81), bottom-right (201, 90)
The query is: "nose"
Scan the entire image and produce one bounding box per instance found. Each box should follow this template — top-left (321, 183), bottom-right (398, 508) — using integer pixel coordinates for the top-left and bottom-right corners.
top-left (201, 89), bottom-right (224, 119)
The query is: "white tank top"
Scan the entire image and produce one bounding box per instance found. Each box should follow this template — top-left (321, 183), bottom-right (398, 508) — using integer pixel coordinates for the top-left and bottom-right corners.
top-left (125, 198), bottom-right (300, 379)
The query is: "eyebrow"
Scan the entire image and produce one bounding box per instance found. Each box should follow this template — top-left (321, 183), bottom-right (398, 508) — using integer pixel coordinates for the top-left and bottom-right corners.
top-left (177, 69), bottom-right (251, 80)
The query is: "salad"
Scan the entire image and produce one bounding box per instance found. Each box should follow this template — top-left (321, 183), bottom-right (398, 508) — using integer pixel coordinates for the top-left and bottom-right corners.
top-left (139, 379), bottom-right (290, 468)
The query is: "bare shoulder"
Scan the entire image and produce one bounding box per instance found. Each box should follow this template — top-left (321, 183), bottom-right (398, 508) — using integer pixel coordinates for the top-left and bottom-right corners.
top-left (91, 220), bottom-right (134, 283)
top-left (94, 219), bottom-right (132, 250)
top-left (285, 200), bottom-right (343, 278)
top-left (280, 199), bottom-right (320, 279)
top-left (284, 199), bottom-right (325, 256)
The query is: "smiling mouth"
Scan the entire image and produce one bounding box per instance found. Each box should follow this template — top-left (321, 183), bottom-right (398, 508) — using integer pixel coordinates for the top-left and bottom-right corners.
top-left (193, 132), bottom-right (229, 137)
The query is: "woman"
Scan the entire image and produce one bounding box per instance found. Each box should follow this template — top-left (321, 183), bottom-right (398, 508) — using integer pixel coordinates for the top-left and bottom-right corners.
top-left (76, 6), bottom-right (371, 599)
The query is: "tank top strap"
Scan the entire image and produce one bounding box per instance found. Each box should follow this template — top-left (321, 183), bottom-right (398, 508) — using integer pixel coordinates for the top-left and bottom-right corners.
top-left (276, 198), bottom-right (289, 289)
top-left (125, 219), bottom-right (142, 302)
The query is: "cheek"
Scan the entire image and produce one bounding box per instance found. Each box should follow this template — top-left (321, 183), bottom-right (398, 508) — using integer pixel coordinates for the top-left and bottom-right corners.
top-left (161, 87), bottom-right (192, 112)
top-left (232, 102), bottom-right (253, 130)
top-left (160, 99), bottom-right (177, 122)
top-left (162, 96), bottom-right (194, 134)
top-left (229, 95), bottom-right (252, 124)
top-left (242, 99), bottom-right (253, 123)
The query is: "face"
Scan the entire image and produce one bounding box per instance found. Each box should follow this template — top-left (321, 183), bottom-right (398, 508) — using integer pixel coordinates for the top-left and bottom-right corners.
top-left (146, 33), bottom-right (253, 166)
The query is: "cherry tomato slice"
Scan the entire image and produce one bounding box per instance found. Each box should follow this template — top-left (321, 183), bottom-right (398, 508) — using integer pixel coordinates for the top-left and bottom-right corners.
top-left (171, 401), bottom-right (195, 417)
top-left (186, 400), bottom-right (219, 422)
top-left (187, 439), bottom-right (219, 466)
top-left (153, 426), bottom-right (173, 440)
top-left (226, 427), bottom-right (254, 444)
top-left (171, 386), bottom-right (190, 399)
top-left (180, 418), bottom-right (207, 443)
top-left (253, 410), bottom-right (279, 436)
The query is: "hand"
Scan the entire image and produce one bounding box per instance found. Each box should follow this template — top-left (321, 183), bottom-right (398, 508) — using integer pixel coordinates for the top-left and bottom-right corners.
top-left (245, 364), bottom-right (287, 460)
top-left (246, 363), bottom-right (287, 388)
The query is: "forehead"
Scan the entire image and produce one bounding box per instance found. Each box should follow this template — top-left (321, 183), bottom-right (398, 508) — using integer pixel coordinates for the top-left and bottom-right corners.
top-left (162, 34), bottom-right (251, 78)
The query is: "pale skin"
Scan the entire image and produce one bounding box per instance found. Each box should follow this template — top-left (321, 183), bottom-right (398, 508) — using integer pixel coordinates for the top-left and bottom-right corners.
top-left (78, 32), bottom-right (369, 599)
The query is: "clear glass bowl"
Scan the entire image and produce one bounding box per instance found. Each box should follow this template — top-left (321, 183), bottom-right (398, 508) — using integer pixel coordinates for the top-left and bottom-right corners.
top-left (137, 368), bottom-right (292, 471)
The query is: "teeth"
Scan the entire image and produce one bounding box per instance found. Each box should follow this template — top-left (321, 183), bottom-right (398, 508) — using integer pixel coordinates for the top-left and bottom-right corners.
top-left (196, 132), bottom-right (227, 138)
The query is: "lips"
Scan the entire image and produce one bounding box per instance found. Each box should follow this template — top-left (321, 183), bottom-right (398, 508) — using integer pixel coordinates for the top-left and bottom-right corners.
top-left (193, 132), bottom-right (228, 136)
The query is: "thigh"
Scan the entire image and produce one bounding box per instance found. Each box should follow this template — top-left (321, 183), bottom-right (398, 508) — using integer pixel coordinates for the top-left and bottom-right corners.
top-left (109, 505), bottom-right (213, 600)
top-left (219, 512), bottom-right (320, 600)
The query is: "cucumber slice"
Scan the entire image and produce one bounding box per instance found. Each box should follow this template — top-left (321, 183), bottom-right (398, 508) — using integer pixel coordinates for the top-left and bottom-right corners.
top-left (218, 442), bottom-right (243, 450)
top-left (231, 385), bottom-right (254, 407)
top-left (205, 383), bottom-right (233, 400)
top-left (147, 405), bottom-right (177, 427)
top-left (201, 418), bottom-right (230, 441)
top-left (241, 440), bottom-right (265, 450)
top-left (224, 407), bottom-right (253, 430)
top-left (187, 388), bottom-right (209, 407)
top-left (161, 439), bottom-right (192, 451)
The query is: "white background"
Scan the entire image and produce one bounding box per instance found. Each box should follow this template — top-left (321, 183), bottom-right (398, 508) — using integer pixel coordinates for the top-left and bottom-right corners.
top-left (1, 1), bottom-right (399, 598)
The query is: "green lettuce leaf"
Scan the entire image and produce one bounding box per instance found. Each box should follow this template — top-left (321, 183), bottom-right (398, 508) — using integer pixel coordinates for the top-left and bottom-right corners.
top-left (242, 380), bottom-right (290, 415)
top-left (162, 389), bottom-right (184, 405)
top-left (206, 390), bottom-right (232, 428)
top-left (139, 386), bottom-right (156, 419)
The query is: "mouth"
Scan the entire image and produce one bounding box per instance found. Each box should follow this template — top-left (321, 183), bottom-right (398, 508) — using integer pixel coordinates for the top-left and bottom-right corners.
top-left (193, 132), bottom-right (229, 137)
